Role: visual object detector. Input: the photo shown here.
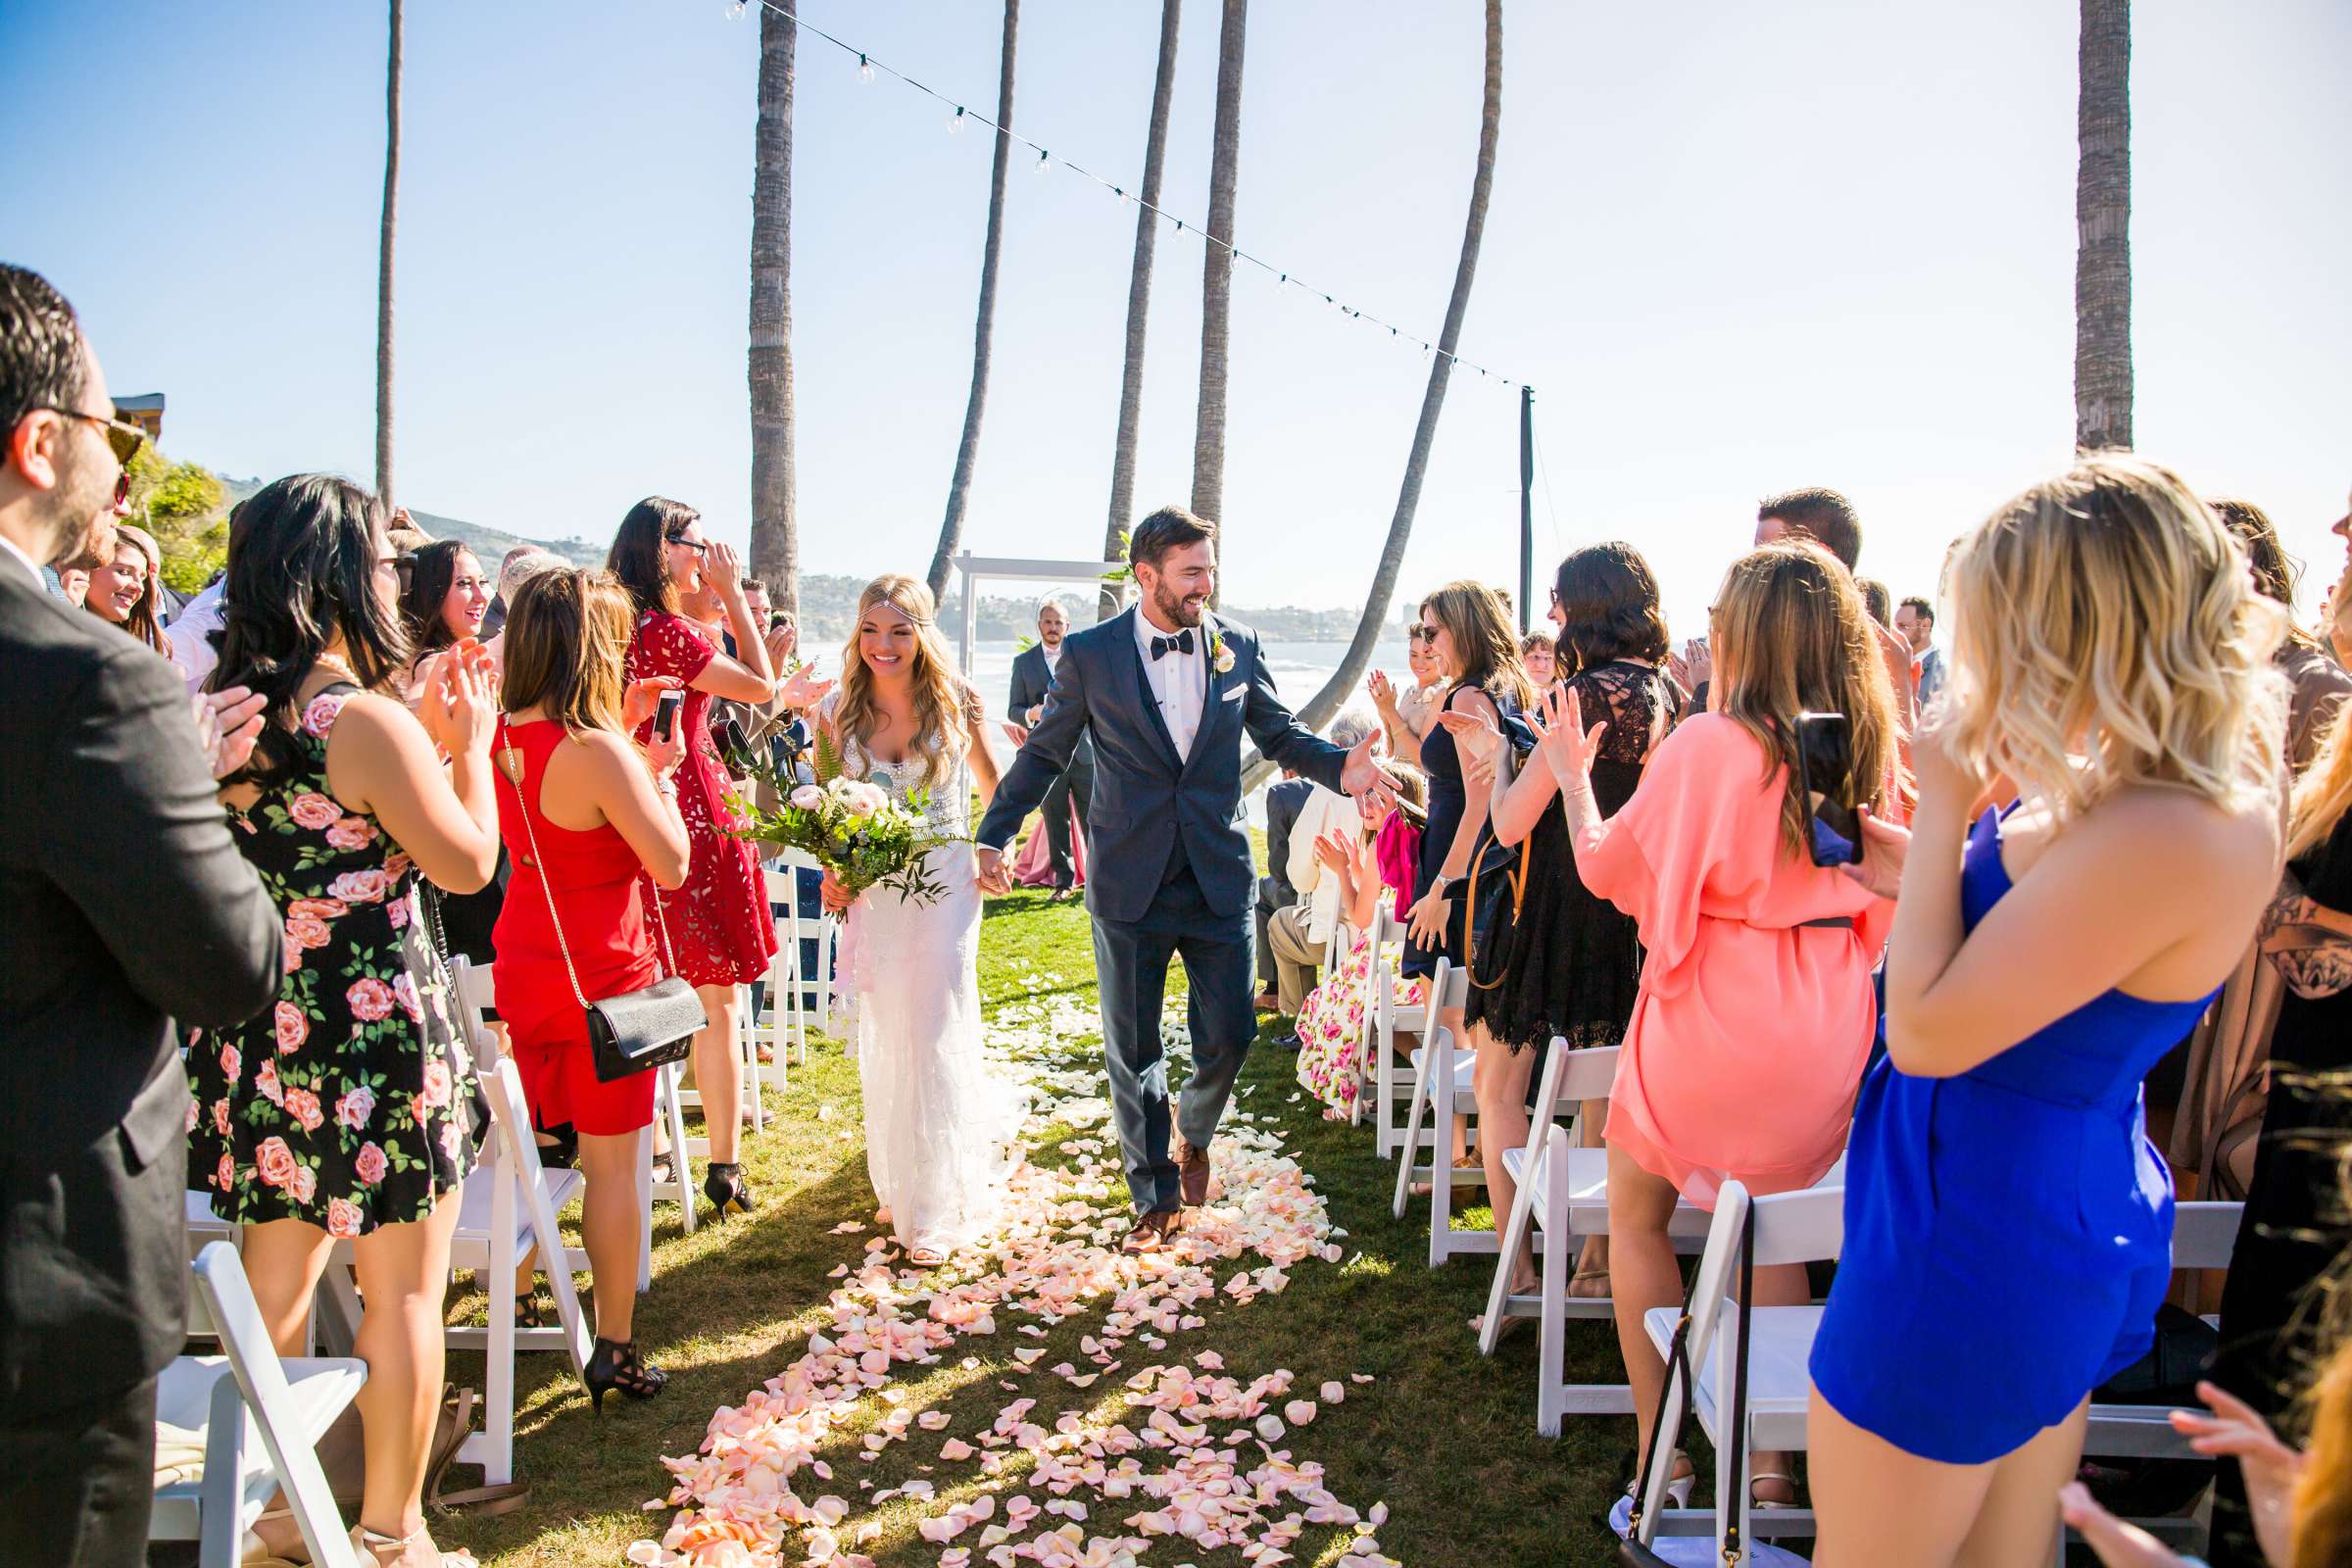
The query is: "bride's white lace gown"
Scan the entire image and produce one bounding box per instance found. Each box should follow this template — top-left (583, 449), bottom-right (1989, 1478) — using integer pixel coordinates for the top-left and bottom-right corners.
top-left (824, 701), bottom-right (1026, 1257)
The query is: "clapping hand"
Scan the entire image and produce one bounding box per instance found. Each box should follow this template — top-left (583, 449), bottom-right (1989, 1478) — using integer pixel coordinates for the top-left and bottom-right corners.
top-left (1366, 668), bottom-right (1397, 711)
top-left (1524, 682), bottom-right (1607, 789)
top-left (776, 662), bottom-right (834, 712)
top-left (1312, 826), bottom-right (1355, 874)
top-left (762, 619), bottom-right (798, 674)
top-left (2173, 1381), bottom-right (2301, 1565)
top-left (194, 685), bottom-right (268, 781)
top-left (705, 539), bottom-right (744, 591)
top-left (421, 648), bottom-right (497, 759)
top-left (1435, 705), bottom-right (1503, 765)
top-left (2056, 1485), bottom-right (2188, 1568)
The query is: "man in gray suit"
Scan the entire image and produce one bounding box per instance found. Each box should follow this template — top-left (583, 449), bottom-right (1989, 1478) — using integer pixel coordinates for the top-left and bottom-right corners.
top-left (0, 265), bottom-right (281, 1565)
top-left (1005, 597), bottom-right (1094, 902)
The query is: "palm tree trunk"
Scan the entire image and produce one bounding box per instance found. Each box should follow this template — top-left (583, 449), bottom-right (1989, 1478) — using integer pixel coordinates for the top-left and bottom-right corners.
top-left (1248, 0), bottom-right (1502, 785)
top-left (749, 1), bottom-right (799, 616)
top-left (375, 0), bottom-right (402, 509)
top-left (925, 0), bottom-right (1020, 605)
top-left (2075, 0), bottom-right (2132, 451)
top-left (1101, 0), bottom-right (1185, 621)
top-left (1190, 0), bottom-right (1247, 556)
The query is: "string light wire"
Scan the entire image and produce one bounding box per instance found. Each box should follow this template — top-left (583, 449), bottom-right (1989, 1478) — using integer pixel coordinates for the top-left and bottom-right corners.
top-left (729, 0), bottom-right (1527, 390)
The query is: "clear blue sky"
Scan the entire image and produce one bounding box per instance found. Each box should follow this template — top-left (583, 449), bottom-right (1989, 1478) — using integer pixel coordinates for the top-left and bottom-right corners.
top-left (4, 1), bottom-right (2345, 639)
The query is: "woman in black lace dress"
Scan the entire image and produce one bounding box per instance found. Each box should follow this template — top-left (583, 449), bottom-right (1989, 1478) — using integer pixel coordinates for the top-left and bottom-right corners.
top-left (1446, 543), bottom-right (1678, 1309)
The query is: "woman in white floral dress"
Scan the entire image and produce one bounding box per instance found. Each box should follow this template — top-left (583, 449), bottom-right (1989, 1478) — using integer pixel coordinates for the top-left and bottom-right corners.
top-left (1295, 764), bottom-right (1427, 1118)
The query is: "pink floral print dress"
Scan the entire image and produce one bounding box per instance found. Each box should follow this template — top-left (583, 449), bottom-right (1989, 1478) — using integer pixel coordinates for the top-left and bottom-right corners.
top-left (187, 685), bottom-right (483, 1236)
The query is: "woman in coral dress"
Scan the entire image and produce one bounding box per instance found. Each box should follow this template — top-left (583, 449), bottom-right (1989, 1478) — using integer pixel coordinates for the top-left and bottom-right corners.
top-left (1539, 541), bottom-right (1899, 1521)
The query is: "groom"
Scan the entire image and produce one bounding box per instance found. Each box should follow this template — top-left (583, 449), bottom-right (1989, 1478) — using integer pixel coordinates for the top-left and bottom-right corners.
top-left (976, 508), bottom-right (1387, 1252)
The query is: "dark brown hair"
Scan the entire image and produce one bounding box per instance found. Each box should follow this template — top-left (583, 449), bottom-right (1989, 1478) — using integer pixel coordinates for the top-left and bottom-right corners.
top-left (1552, 541), bottom-right (1670, 678)
top-left (398, 539), bottom-right (476, 659)
top-left (500, 567), bottom-right (633, 736)
top-left (1421, 580), bottom-right (1535, 711)
top-left (1129, 506), bottom-right (1217, 570)
top-left (1758, 486), bottom-right (1863, 571)
top-left (608, 496), bottom-right (698, 618)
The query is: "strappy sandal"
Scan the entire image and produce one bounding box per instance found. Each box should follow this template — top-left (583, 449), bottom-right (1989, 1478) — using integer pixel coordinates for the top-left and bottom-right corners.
top-left (1566, 1267), bottom-right (1611, 1299)
top-left (511, 1289), bottom-right (552, 1330)
top-left (584, 1336), bottom-right (669, 1413)
top-left (239, 1506), bottom-right (306, 1566)
top-left (1749, 1471), bottom-right (1802, 1508)
top-left (350, 1522), bottom-right (477, 1567)
top-left (1468, 1310), bottom-right (1534, 1345)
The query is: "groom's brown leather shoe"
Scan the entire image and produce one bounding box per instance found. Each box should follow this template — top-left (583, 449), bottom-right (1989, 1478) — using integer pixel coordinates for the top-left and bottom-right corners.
top-left (1173, 1136), bottom-right (1222, 1206)
top-left (1121, 1209), bottom-right (1183, 1254)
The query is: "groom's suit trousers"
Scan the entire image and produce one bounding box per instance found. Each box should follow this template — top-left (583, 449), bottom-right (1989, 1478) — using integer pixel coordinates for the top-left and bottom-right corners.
top-left (1091, 856), bottom-right (1257, 1214)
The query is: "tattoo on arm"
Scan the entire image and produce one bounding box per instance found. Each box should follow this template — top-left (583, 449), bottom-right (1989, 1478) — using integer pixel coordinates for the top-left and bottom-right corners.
top-left (2261, 877), bottom-right (2352, 1000)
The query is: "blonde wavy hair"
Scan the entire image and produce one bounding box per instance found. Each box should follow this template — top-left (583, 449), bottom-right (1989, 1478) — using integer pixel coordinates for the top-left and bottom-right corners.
top-left (1940, 453), bottom-right (2286, 824)
top-left (2289, 701), bottom-right (2352, 860)
top-left (833, 574), bottom-right (975, 791)
top-left (1711, 542), bottom-right (1899, 861)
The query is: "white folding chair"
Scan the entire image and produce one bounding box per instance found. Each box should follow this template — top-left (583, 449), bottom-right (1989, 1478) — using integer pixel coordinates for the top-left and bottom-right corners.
top-left (152, 1243), bottom-right (366, 1568)
top-left (1390, 960), bottom-right (1496, 1264)
top-left (442, 1055), bottom-right (595, 1487)
top-left (779, 848), bottom-right (838, 1050)
top-left (1637, 1181), bottom-right (1842, 1553)
top-left (1360, 906), bottom-right (1426, 1151)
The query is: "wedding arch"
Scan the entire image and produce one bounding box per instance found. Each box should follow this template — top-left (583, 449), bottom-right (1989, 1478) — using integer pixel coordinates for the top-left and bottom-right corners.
top-left (946, 551), bottom-right (1123, 673)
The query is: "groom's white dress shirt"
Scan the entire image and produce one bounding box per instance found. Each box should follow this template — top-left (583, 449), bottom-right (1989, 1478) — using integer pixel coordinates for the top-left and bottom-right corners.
top-left (1134, 610), bottom-right (1206, 762)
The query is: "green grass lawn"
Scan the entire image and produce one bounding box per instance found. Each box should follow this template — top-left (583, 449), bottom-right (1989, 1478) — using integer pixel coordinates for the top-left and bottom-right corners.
top-left (440, 883), bottom-right (1643, 1567)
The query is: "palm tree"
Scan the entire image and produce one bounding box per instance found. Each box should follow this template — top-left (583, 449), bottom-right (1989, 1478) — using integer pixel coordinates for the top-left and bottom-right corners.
top-left (1190, 0), bottom-right (1248, 553)
top-left (2075, 0), bottom-right (2132, 451)
top-left (1100, 0), bottom-right (1185, 621)
top-left (925, 0), bottom-right (1021, 604)
top-left (375, 0), bottom-right (402, 509)
top-left (749, 1), bottom-right (799, 615)
top-left (1263, 0), bottom-right (1503, 764)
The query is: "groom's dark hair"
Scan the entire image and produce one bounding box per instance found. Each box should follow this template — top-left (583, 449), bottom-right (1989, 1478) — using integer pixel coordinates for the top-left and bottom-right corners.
top-left (1129, 506), bottom-right (1217, 570)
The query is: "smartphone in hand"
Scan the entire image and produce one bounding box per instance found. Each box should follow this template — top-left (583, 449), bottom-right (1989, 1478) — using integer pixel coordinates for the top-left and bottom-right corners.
top-left (654, 688), bottom-right (685, 744)
top-left (1795, 710), bottom-right (1863, 866)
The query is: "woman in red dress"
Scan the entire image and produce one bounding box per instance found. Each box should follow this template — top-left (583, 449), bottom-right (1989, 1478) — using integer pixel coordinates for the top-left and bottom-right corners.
top-left (609, 498), bottom-right (814, 1216)
top-left (492, 567), bottom-right (691, 1406)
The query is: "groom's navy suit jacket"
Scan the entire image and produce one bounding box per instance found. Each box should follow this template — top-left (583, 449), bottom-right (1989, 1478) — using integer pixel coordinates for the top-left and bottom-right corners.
top-left (976, 609), bottom-right (1348, 924)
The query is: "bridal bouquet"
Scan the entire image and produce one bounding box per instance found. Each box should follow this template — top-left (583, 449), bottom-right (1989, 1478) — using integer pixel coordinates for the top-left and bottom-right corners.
top-left (734, 772), bottom-right (966, 907)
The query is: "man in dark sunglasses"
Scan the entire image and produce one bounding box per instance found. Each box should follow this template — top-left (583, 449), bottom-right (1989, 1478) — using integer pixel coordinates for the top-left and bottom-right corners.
top-left (0, 263), bottom-right (280, 1567)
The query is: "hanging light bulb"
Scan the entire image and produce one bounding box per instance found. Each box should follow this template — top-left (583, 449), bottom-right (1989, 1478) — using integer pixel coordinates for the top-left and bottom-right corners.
top-left (857, 53), bottom-right (875, 84)
top-left (1274, 271), bottom-right (1289, 292)
top-left (1032, 148), bottom-right (1052, 175)
top-left (947, 105), bottom-right (967, 135)
top-left (726, 0), bottom-right (747, 17)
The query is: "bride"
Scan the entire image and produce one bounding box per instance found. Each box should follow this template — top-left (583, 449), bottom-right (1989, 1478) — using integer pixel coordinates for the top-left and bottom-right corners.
top-left (814, 574), bottom-right (1027, 1264)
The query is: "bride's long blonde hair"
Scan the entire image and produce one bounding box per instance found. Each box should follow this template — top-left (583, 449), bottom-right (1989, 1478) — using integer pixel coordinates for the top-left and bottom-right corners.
top-left (833, 574), bottom-right (976, 791)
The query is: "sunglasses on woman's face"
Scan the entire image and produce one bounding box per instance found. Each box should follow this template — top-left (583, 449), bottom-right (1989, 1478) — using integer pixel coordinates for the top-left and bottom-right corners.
top-left (1407, 626), bottom-right (1434, 644)
top-left (665, 533), bottom-right (709, 556)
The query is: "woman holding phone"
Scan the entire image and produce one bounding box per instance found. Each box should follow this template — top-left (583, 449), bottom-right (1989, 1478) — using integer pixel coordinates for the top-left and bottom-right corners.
top-left (608, 498), bottom-right (827, 1218)
top-left (1533, 540), bottom-right (1897, 1523)
top-left (492, 567), bottom-right (691, 1407)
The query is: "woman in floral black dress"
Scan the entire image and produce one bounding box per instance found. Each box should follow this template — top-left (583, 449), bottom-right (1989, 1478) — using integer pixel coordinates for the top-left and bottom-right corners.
top-left (185, 475), bottom-right (501, 1568)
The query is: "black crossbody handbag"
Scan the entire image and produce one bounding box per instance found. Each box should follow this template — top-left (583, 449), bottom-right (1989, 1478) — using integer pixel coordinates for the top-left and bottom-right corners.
top-left (1620, 1204), bottom-right (1759, 1568)
top-left (501, 722), bottom-right (704, 1082)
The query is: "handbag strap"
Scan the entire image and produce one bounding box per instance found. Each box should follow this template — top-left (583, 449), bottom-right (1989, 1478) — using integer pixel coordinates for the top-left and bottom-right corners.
top-left (496, 717), bottom-right (678, 1012)
top-left (1626, 1248), bottom-right (1704, 1540)
top-left (1722, 1202), bottom-right (1757, 1565)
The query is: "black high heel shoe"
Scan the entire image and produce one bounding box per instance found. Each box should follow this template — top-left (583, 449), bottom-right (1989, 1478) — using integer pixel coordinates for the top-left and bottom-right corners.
top-left (704, 1161), bottom-right (756, 1219)
top-left (584, 1337), bottom-right (667, 1413)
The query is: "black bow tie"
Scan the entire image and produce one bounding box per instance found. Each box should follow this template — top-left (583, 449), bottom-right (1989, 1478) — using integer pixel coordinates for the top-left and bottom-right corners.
top-left (1150, 629), bottom-right (1196, 661)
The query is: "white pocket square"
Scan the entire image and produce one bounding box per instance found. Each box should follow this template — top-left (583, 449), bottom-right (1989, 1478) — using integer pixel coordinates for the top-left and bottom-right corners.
top-left (1221, 685), bottom-right (1246, 703)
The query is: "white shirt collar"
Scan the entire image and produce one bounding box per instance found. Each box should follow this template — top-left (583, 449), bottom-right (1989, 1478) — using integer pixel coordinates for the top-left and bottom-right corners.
top-left (1133, 606), bottom-right (1204, 660)
top-left (0, 531), bottom-right (47, 588)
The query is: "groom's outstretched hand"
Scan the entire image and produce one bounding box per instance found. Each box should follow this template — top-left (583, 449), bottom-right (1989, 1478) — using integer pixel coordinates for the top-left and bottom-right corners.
top-left (975, 845), bottom-right (1014, 897)
top-left (1341, 730), bottom-right (1396, 812)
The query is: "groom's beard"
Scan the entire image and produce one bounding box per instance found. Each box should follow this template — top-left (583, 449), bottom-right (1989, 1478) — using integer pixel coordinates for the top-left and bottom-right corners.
top-left (1150, 582), bottom-right (1205, 629)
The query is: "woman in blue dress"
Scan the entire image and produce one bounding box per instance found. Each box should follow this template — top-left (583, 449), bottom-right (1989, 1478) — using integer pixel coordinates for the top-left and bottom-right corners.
top-left (1806, 454), bottom-right (2289, 1566)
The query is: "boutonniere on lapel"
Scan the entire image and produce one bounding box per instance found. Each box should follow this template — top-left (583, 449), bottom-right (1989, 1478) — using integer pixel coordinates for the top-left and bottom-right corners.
top-left (1206, 628), bottom-right (1237, 675)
